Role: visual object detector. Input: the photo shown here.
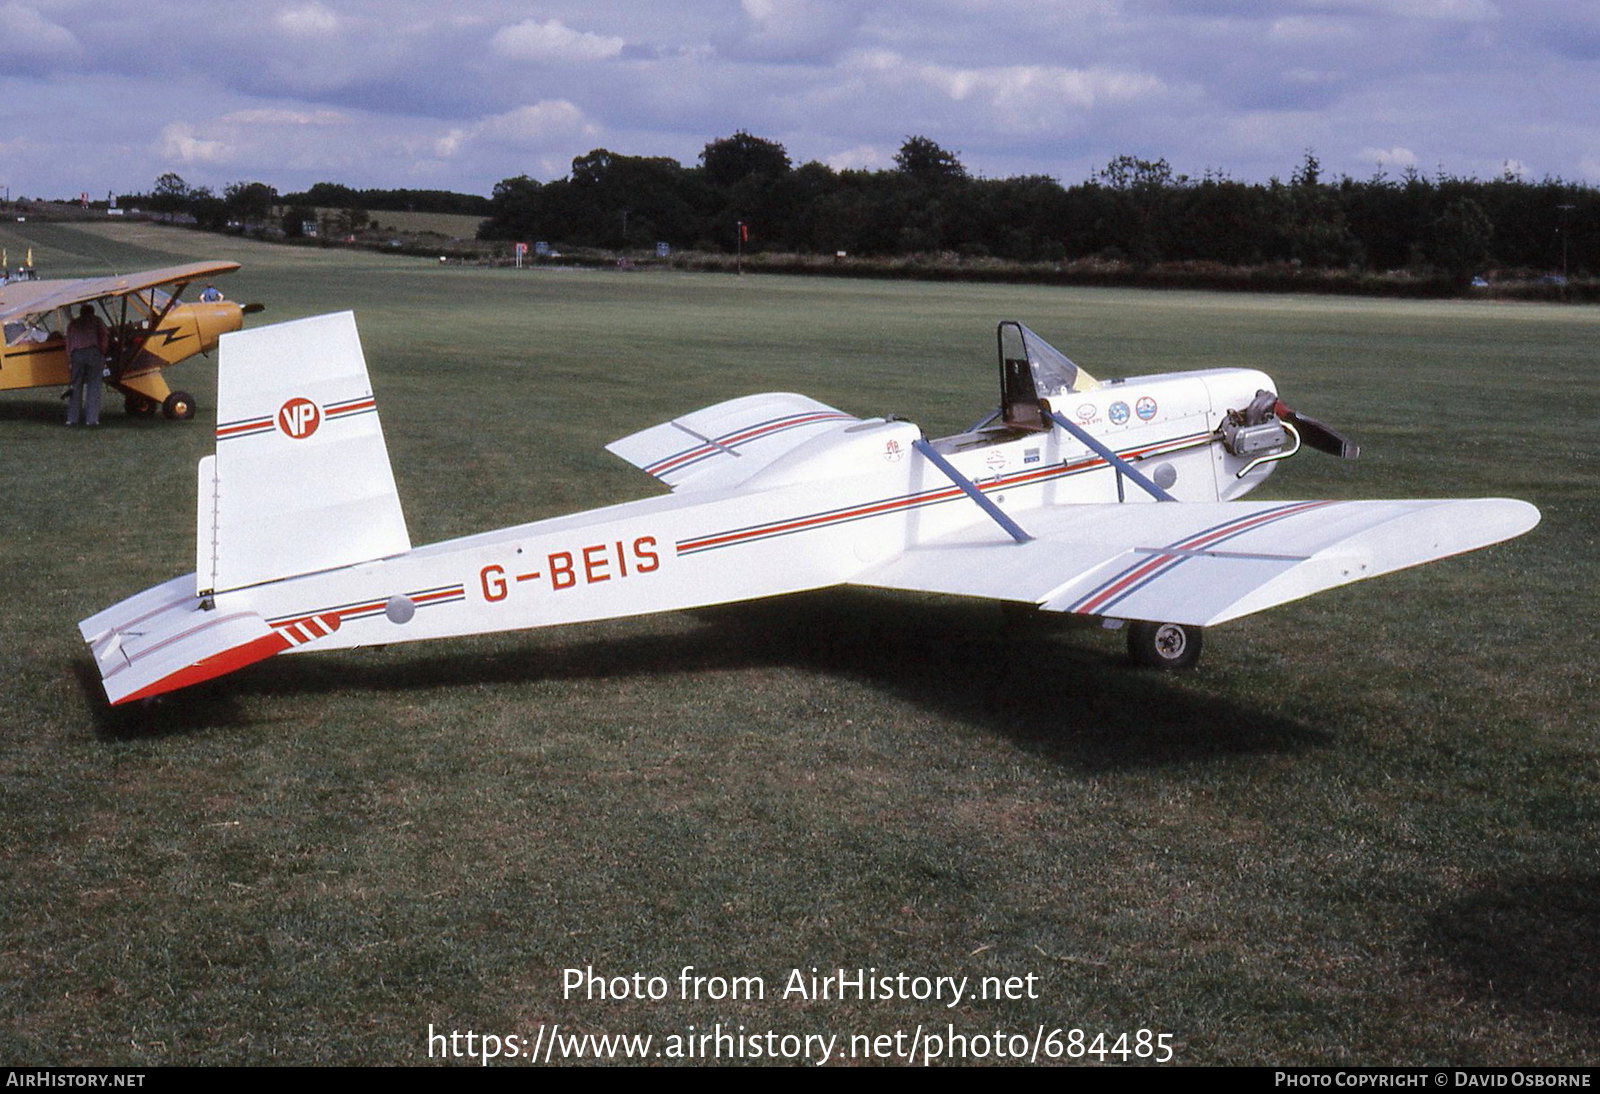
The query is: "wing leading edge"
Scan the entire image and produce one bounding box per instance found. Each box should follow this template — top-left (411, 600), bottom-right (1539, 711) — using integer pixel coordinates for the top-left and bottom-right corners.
top-left (855, 497), bottom-right (1539, 626)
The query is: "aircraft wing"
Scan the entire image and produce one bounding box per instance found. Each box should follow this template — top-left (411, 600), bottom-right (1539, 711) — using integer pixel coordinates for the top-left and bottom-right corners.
top-left (0, 260), bottom-right (240, 322)
top-left (854, 497), bottom-right (1540, 626)
top-left (607, 392), bottom-right (860, 491)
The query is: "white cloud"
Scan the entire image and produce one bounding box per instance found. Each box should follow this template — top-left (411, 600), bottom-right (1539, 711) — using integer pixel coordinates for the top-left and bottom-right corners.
top-left (1269, 17), bottom-right (1359, 44)
top-left (492, 19), bottom-right (624, 63)
top-left (1385, 0), bottom-right (1499, 20)
top-left (219, 108), bottom-right (348, 127)
top-left (433, 101), bottom-right (595, 159)
top-left (0, 1), bottom-right (82, 58)
top-left (851, 50), bottom-right (1164, 108)
top-left (1281, 68), bottom-right (1343, 85)
top-left (1359, 145), bottom-right (1420, 171)
top-left (158, 122), bottom-right (232, 166)
top-left (478, 102), bottom-right (591, 144)
top-left (433, 128), bottom-right (467, 159)
top-left (1302, 0), bottom-right (1498, 21)
top-left (274, 3), bottom-right (340, 37)
top-left (823, 144), bottom-right (890, 171)
top-left (728, 0), bottom-right (859, 60)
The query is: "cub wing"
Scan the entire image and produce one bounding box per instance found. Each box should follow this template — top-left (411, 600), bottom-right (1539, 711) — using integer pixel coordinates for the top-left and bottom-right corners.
top-left (0, 261), bottom-right (240, 322)
top-left (607, 393), bottom-right (859, 492)
top-left (855, 497), bottom-right (1539, 626)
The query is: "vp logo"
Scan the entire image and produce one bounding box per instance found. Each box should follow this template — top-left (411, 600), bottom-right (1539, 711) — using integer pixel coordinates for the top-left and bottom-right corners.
top-left (277, 397), bottom-right (321, 439)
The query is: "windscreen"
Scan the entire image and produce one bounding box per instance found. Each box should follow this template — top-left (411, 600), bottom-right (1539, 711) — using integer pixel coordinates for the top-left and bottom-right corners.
top-left (998, 321), bottom-right (1095, 397)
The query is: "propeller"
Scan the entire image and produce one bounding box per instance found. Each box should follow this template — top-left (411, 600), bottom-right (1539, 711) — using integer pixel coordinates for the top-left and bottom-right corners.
top-left (1271, 398), bottom-right (1359, 460)
top-left (1234, 389), bottom-right (1360, 461)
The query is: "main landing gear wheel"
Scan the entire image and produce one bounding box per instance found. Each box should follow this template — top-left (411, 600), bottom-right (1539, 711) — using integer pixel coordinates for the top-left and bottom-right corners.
top-left (1127, 621), bottom-right (1203, 670)
top-left (124, 394), bottom-right (158, 416)
top-left (162, 391), bottom-right (196, 420)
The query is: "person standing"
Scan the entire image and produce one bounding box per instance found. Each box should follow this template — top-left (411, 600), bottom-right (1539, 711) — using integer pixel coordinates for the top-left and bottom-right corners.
top-left (65, 304), bottom-right (109, 427)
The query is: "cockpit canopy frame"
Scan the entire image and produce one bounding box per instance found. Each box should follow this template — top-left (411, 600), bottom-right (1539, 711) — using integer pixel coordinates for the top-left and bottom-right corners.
top-left (997, 321), bottom-right (1097, 430)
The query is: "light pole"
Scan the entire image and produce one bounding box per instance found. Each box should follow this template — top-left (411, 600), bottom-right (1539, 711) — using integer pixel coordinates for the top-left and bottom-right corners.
top-left (1557, 203), bottom-right (1575, 281)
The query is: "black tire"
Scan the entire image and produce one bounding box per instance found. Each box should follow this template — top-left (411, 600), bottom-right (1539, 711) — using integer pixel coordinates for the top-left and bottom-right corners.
top-left (1127, 620), bottom-right (1203, 670)
top-left (162, 391), bottom-right (196, 420)
top-left (124, 394), bottom-right (157, 416)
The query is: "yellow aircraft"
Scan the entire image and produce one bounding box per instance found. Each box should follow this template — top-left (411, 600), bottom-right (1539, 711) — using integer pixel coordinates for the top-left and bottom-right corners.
top-left (0, 260), bottom-right (261, 420)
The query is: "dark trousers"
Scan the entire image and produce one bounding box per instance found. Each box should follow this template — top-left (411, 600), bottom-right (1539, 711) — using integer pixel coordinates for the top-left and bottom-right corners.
top-left (68, 347), bottom-right (102, 425)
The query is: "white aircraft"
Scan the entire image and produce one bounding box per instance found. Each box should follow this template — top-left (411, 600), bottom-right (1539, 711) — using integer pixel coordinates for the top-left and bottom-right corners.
top-left (80, 312), bottom-right (1539, 705)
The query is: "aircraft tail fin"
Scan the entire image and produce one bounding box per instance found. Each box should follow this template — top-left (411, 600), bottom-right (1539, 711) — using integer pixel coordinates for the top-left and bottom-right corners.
top-left (199, 311), bottom-right (411, 594)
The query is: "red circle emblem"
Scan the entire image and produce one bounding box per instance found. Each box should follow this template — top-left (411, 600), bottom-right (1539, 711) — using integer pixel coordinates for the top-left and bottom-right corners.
top-left (277, 397), bottom-right (321, 439)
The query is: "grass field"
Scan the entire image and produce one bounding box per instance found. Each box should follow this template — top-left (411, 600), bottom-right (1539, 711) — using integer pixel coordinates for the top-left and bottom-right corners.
top-left (357, 210), bottom-right (486, 240)
top-left (1, 221), bottom-right (1595, 1066)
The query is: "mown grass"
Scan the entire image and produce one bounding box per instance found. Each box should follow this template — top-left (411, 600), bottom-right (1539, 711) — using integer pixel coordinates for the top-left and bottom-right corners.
top-left (0, 221), bottom-right (1595, 1066)
top-left (356, 211), bottom-right (486, 240)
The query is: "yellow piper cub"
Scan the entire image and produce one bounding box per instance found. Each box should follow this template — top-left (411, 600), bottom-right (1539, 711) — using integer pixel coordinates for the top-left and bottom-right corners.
top-left (0, 260), bottom-right (261, 420)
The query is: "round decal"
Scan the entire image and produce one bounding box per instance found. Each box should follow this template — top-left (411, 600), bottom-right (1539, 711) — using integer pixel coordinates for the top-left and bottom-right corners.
top-left (1136, 396), bottom-right (1158, 421)
top-left (1108, 400), bottom-right (1130, 426)
top-left (1076, 403), bottom-right (1097, 421)
top-left (277, 397), bottom-right (321, 439)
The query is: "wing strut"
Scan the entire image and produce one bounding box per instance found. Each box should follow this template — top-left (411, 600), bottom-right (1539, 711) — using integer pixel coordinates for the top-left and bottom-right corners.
top-left (1045, 409), bottom-right (1175, 502)
top-left (912, 438), bottom-right (1033, 544)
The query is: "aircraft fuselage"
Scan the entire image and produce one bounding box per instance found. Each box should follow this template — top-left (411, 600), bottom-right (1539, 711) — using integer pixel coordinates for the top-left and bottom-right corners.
top-left (215, 368), bottom-right (1274, 656)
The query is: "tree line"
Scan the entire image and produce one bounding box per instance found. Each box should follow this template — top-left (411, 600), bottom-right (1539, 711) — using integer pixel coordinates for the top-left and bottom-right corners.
top-left (120, 174), bottom-right (491, 235)
top-left (480, 134), bottom-right (1598, 281)
top-left (123, 133), bottom-right (1599, 282)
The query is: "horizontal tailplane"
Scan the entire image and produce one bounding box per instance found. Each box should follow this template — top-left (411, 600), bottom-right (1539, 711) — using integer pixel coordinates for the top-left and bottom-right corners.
top-left (79, 576), bottom-right (289, 704)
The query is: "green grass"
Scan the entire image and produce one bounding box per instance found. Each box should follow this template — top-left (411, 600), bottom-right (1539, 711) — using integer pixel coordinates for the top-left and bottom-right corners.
top-left (358, 211), bottom-right (487, 239)
top-left (1, 222), bottom-right (1595, 1066)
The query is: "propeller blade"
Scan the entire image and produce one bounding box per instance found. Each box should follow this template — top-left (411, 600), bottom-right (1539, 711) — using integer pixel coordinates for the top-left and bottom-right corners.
top-left (1273, 400), bottom-right (1359, 459)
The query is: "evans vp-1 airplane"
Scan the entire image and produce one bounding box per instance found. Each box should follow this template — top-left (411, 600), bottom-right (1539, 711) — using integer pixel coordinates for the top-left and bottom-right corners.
top-left (0, 260), bottom-right (260, 420)
top-left (81, 312), bottom-right (1538, 705)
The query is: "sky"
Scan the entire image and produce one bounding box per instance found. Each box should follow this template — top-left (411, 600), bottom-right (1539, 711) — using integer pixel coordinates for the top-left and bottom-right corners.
top-left (4, 0), bottom-right (1598, 201)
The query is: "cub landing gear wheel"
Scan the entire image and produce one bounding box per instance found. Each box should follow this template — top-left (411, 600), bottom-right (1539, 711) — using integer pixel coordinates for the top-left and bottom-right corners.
top-left (124, 394), bottom-right (158, 416)
top-left (162, 391), bottom-right (196, 420)
top-left (1127, 621), bottom-right (1203, 670)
